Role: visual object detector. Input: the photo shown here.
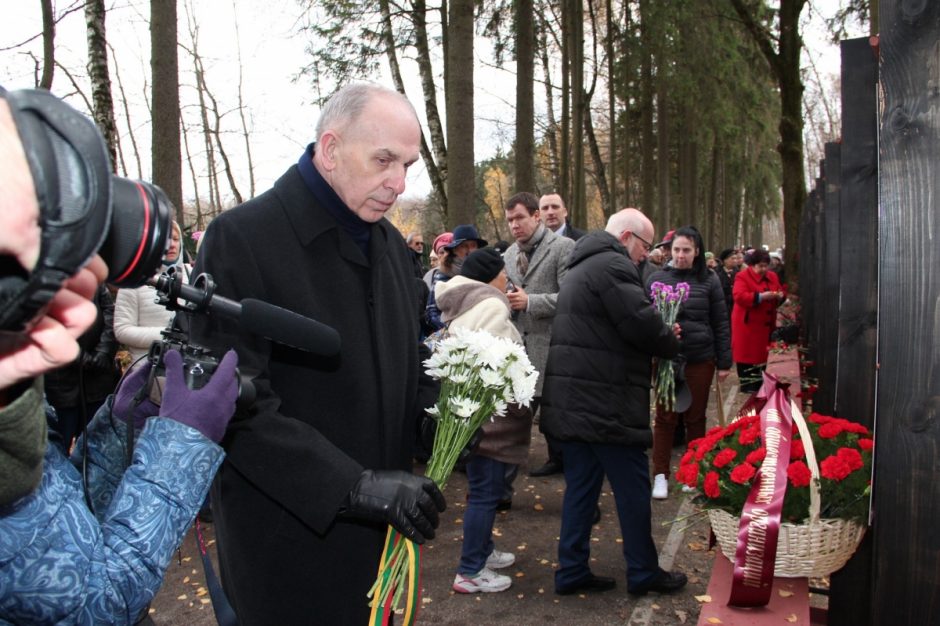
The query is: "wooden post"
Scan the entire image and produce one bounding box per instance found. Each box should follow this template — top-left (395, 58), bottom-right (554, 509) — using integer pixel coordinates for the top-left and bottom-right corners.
top-left (815, 142), bottom-right (841, 415)
top-left (873, 1), bottom-right (940, 622)
top-left (827, 36), bottom-right (878, 626)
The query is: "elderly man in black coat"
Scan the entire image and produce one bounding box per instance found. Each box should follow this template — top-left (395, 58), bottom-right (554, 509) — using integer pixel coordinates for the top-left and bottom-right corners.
top-left (540, 208), bottom-right (688, 597)
top-left (189, 83), bottom-right (445, 625)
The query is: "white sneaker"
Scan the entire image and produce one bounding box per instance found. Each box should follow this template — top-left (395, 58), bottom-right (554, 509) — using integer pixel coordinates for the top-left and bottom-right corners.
top-left (485, 549), bottom-right (516, 569)
top-left (652, 474), bottom-right (669, 500)
top-left (453, 567), bottom-right (512, 593)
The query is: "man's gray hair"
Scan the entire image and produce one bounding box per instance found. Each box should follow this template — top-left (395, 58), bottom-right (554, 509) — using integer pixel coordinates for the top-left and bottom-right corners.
top-left (405, 231), bottom-right (421, 244)
top-left (315, 83), bottom-right (417, 139)
top-left (605, 208), bottom-right (648, 237)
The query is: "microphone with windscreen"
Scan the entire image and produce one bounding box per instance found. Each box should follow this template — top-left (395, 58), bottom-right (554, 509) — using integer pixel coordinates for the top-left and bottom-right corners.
top-left (150, 270), bottom-right (341, 357)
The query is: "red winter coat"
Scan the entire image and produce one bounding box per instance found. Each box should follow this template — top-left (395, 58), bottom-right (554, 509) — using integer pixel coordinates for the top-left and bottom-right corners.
top-left (731, 266), bottom-right (782, 364)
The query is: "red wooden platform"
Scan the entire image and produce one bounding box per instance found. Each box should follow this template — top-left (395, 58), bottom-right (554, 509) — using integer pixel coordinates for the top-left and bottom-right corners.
top-left (696, 553), bottom-right (825, 625)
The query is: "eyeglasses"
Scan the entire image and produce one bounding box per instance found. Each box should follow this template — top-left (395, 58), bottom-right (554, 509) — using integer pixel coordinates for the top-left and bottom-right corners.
top-left (633, 232), bottom-right (653, 253)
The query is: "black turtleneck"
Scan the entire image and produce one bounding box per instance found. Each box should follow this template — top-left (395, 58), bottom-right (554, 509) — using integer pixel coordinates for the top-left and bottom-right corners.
top-left (297, 143), bottom-right (371, 258)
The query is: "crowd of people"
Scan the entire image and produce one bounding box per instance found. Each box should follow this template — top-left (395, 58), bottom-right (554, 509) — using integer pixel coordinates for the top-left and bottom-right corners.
top-left (1, 81), bottom-right (789, 624)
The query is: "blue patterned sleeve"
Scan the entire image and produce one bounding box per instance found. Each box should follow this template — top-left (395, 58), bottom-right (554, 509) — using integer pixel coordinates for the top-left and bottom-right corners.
top-left (0, 410), bottom-right (223, 625)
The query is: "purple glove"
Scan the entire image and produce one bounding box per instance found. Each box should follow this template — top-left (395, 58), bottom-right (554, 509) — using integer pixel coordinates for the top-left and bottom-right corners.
top-left (112, 361), bottom-right (160, 429)
top-left (158, 349), bottom-right (239, 443)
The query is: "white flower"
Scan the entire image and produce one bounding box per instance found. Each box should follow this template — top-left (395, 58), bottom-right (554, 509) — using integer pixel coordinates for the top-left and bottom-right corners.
top-left (479, 367), bottom-right (504, 388)
top-left (452, 396), bottom-right (481, 419)
top-left (449, 372), bottom-right (470, 385)
top-left (493, 399), bottom-right (508, 418)
top-left (425, 404), bottom-right (440, 417)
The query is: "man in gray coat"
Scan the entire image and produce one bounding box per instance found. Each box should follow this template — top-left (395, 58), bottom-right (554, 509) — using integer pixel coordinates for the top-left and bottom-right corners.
top-left (503, 192), bottom-right (575, 477)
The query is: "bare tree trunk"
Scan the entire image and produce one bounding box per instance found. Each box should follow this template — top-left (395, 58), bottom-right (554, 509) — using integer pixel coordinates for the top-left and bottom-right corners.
top-left (411, 0), bottom-right (448, 208)
top-left (639, 0), bottom-right (655, 215)
top-left (231, 0), bottom-right (255, 197)
top-left (515, 0), bottom-right (535, 192)
top-left (85, 0), bottom-right (119, 171)
top-left (538, 20), bottom-right (560, 191)
top-left (40, 0), bottom-right (54, 89)
top-left (205, 84), bottom-right (243, 205)
top-left (584, 106), bottom-right (610, 219)
top-left (606, 0), bottom-right (616, 211)
top-left (181, 117), bottom-right (203, 228)
top-left (152, 0), bottom-right (183, 222)
top-left (656, 85), bottom-right (670, 229)
top-left (560, 0), bottom-right (571, 202)
top-left (445, 0), bottom-right (475, 227)
top-left (109, 42), bottom-right (142, 178)
top-left (570, 0), bottom-right (586, 225)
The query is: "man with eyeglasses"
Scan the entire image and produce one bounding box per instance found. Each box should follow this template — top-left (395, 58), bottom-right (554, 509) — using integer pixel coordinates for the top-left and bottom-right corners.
top-left (406, 231), bottom-right (426, 276)
top-left (540, 208), bottom-right (688, 597)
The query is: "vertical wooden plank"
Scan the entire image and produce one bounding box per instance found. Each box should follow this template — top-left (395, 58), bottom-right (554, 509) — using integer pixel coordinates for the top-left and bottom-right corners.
top-left (815, 142), bottom-right (841, 415)
top-left (828, 36), bottom-right (879, 626)
top-left (874, 1), bottom-right (940, 623)
top-left (798, 186), bottom-right (819, 358)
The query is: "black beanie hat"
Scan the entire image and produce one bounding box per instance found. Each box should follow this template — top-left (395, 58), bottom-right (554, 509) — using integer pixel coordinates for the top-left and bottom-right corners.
top-left (460, 247), bottom-right (504, 284)
top-left (719, 248), bottom-right (736, 262)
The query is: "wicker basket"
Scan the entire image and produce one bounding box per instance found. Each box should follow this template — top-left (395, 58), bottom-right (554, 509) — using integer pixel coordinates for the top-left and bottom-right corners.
top-left (707, 399), bottom-right (867, 578)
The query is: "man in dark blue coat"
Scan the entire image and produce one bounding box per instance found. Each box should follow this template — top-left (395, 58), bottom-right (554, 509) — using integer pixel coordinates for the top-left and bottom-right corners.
top-left (540, 208), bottom-right (688, 597)
top-left (189, 83), bottom-right (445, 625)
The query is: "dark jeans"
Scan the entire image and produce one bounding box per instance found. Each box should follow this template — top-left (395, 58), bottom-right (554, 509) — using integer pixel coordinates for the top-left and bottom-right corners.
top-left (556, 441), bottom-right (659, 590)
top-left (652, 360), bottom-right (716, 476)
top-left (459, 454), bottom-right (508, 575)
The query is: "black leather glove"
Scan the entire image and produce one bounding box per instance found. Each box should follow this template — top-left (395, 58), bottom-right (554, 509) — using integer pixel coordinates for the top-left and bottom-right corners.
top-left (342, 470), bottom-right (446, 544)
top-left (82, 350), bottom-right (114, 372)
top-left (419, 413), bottom-right (483, 466)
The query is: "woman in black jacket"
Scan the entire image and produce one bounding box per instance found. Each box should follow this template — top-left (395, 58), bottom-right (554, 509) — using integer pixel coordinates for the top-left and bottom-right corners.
top-left (647, 227), bottom-right (732, 499)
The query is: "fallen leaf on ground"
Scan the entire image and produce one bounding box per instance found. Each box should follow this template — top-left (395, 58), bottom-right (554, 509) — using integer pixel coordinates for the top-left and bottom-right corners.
top-left (534, 503), bottom-right (544, 511)
top-left (688, 542), bottom-right (706, 551)
top-left (182, 576), bottom-right (190, 584)
top-left (706, 618), bottom-right (722, 624)
top-left (785, 614), bottom-right (798, 622)
top-left (176, 595), bottom-right (187, 601)
top-left (695, 594), bottom-right (713, 603)
top-left (515, 572), bottom-right (525, 578)
top-left (651, 603), bottom-right (660, 609)
top-left (675, 609), bottom-right (688, 623)
top-left (779, 589), bottom-right (794, 597)
top-left (517, 593), bottom-right (525, 599)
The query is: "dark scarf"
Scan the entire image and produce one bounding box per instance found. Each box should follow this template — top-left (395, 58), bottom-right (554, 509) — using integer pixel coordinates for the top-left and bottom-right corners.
top-left (297, 143), bottom-right (371, 258)
top-left (516, 222), bottom-right (547, 277)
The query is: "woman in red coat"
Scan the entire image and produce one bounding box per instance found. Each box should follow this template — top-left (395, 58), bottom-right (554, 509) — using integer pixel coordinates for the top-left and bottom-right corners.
top-left (731, 248), bottom-right (784, 392)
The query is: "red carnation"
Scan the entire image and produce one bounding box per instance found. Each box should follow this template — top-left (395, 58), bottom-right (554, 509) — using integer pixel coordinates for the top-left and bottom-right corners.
top-left (820, 455), bottom-right (852, 481)
top-left (713, 448), bottom-right (738, 468)
top-left (858, 438), bottom-right (874, 451)
top-left (787, 461), bottom-right (812, 487)
top-left (730, 462), bottom-right (757, 484)
top-left (676, 462), bottom-right (699, 487)
top-left (818, 422), bottom-right (845, 439)
top-left (694, 436), bottom-right (720, 461)
top-left (837, 447), bottom-right (864, 471)
top-left (790, 438), bottom-right (805, 459)
top-left (704, 471), bottom-right (721, 498)
top-left (680, 449), bottom-right (694, 466)
top-left (809, 412), bottom-right (832, 425)
top-left (746, 447), bottom-right (766, 465)
top-left (738, 426), bottom-right (760, 446)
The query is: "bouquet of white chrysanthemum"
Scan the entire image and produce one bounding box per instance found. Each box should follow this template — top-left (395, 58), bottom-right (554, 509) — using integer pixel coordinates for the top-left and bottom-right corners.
top-left (368, 327), bottom-right (537, 625)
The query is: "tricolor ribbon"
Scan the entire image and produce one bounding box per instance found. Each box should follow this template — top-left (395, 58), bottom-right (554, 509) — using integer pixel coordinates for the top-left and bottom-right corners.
top-left (368, 527), bottom-right (423, 626)
top-left (728, 373), bottom-right (793, 607)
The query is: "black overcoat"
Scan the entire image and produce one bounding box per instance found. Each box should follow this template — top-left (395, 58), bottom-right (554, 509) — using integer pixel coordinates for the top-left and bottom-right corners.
top-left (189, 164), bottom-right (434, 625)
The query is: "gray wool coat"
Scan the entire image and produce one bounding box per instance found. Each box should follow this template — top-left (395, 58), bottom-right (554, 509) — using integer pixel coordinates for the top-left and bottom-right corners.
top-left (503, 226), bottom-right (576, 395)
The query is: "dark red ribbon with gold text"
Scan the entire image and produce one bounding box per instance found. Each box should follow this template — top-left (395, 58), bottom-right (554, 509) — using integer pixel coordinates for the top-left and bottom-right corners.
top-left (728, 374), bottom-right (793, 607)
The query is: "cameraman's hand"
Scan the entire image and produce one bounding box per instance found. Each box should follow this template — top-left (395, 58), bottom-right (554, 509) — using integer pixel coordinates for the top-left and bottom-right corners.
top-left (342, 469), bottom-right (446, 544)
top-left (158, 349), bottom-right (238, 443)
top-left (0, 256), bottom-right (106, 390)
top-left (113, 361), bottom-right (159, 429)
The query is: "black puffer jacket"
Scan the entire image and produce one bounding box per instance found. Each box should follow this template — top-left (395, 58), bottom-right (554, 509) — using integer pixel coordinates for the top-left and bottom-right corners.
top-left (540, 231), bottom-right (679, 448)
top-left (646, 266), bottom-right (732, 370)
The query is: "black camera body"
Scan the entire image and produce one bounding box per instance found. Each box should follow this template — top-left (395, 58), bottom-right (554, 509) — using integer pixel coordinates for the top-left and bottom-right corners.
top-left (147, 328), bottom-right (255, 404)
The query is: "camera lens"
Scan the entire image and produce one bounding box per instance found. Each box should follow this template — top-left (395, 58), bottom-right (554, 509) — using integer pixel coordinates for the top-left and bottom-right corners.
top-left (100, 178), bottom-right (172, 288)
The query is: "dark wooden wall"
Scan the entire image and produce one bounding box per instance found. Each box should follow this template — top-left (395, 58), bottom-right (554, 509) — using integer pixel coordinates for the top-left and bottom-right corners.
top-left (871, 0), bottom-right (940, 622)
top-left (827, 36), bottom-right (879, 626)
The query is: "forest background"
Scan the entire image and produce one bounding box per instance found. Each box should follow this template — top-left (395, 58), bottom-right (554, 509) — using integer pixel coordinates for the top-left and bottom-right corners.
top-left (1, 0), bottom-right (870, 290)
